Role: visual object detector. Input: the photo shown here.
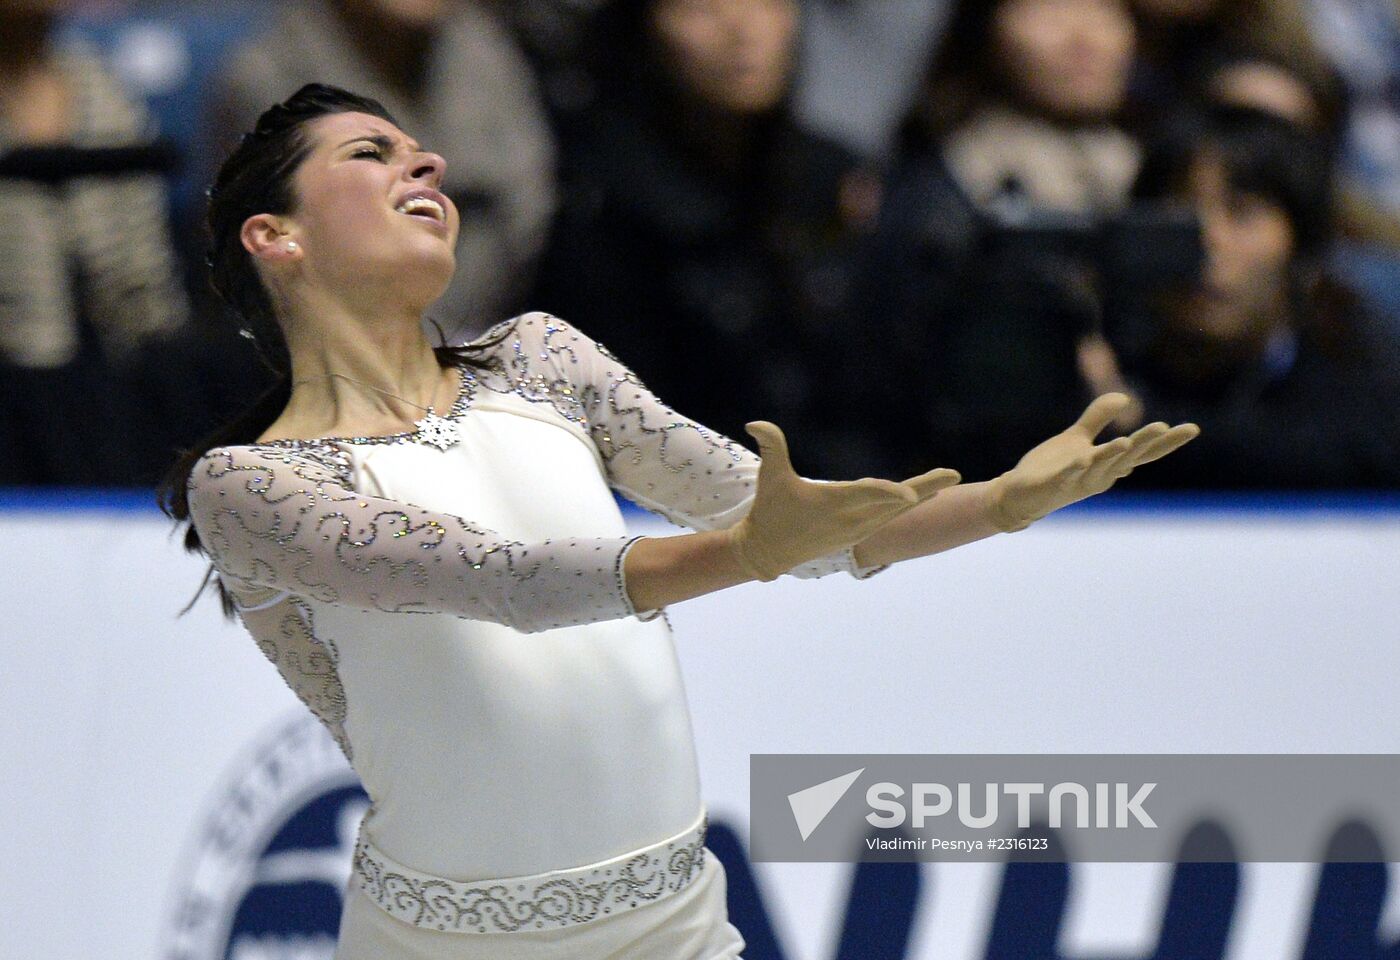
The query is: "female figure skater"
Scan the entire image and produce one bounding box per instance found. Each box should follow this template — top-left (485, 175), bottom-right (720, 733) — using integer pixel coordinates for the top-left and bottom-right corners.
top-left (161, 84), bottom-right (1197, 959)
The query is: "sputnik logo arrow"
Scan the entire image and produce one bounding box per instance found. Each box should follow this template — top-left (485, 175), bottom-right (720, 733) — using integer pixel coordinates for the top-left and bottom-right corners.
top-left (787, 767), bottom-right (865, 841)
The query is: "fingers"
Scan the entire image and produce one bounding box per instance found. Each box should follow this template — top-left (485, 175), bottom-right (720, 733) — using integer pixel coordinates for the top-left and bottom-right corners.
top-left (1126, 423), bottom-right (1199, 468)
top-left (1073, 393), bottom-right (1135, 439)
top-left (1125, 421), bottom-right (1170, 445)
top-left (1082, 420), bottom-right (1198, 487)
top-left (1089, 422), bottom-right (1167, 482)
top-left (837, 467), bottom-right (961, 512)
top-left (843, 475), bottom-right (920, 506)
top-left (1077, 436), bottom-right (1132, 489)
top-left (1090, 436), bottom-right (1132, 462)
top-left (1082, 421), bottom-right (1199, 488)
top-left (904, 467), bottom-right (962, 501)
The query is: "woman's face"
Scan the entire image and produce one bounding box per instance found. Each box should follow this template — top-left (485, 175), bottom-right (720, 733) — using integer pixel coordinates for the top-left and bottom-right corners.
top-left (991, 0), bottom-right (1136, 121)
top-left (252, 111), bottom-right (458, 307)
top-left (649, 0), bottom-right (800, 115)
top-left (1166, 153), bottom-right (1295, 341)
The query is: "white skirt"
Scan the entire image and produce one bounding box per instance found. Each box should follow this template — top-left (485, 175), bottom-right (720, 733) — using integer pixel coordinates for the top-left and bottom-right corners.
top-left (334, 845), bottom-right (746, 960)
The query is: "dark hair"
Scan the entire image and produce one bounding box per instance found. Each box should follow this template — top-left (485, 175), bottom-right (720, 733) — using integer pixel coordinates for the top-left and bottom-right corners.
top-left (898, 0), bottom-right (1003, 154)
top-left (157, 82), bottom-right (507, 617)
top-left (585, 0), bottom-right (798, 112)
top-left (1130, 104), bottom-right (1365, 349)
top-left (586, 0), bottom-right (654, 96)
top-left (898, 0), bottom-right (1134, 155)
top-left (1132, 104), bottom-right (1335, 259)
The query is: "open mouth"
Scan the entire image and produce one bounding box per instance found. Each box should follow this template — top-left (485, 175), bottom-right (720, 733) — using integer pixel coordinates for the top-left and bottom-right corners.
top-left (394, 195), bottom-right (446, 223)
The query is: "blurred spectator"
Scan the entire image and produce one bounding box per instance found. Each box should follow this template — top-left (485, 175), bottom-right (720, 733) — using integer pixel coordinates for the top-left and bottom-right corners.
top-left (1109, 107), bottom-right (1400, 488)
top-left (1191, 40), bottom-right (1400, 322)
top-left (533, 0), bottom-right (880, 477)
top-left (201, 0), bottom-right (556, 338)
top-left (1127, 0), bottom-right (1339, 133)
top-left (1127, 0), bottom-right (1400, 261)
top-left (852, 0), bottom-right (1146, 482)
top-left (0, 0), bottom-right (192, 485)
top-left (51, 0), bottom-right (272, 228)
top-left (1308, 0), bottom-right (1400, 218)
top-left (903, 0), bottom-right (1141, 214)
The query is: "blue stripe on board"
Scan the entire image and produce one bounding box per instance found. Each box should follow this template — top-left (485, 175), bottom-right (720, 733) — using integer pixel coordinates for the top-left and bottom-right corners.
top-left (0, 488), bottom-right (1398, 517)
top-left (0, 488), bottom-right (163, 513)
top-left (1048, 490), bottom-right (1400, 518)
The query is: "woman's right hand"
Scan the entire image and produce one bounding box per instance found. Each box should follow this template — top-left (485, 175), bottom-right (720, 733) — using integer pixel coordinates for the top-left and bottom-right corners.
top-left (724, 421), bottom-right (961, 581)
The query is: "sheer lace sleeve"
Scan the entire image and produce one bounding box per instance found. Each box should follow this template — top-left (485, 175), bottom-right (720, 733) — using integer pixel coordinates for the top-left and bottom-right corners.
top-left (186, 444), bottom-right (655, 632)
top-left (496, 312), bottom-right (888, 580)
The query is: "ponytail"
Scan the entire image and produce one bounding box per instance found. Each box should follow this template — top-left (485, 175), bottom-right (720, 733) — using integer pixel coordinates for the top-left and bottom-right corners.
top-left (156, 371), bottom-right (291, 618)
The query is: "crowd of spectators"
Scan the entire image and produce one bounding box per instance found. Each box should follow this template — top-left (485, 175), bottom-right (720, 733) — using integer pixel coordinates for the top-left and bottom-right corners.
top-left (2, 0), bottom-right (1399, 489)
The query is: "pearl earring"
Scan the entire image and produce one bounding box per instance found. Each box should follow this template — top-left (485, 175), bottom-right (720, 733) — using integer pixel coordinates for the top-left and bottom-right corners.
top-left (286, 241), bottom-right (299, 252)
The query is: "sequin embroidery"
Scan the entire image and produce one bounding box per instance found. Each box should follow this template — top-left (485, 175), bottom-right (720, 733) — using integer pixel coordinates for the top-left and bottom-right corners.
top-left (352, 811), bottom-right (709, 933)
top-left (187, 443), bottom-right (650, 631)
top-left (245, 598), bottom-right (353, 760)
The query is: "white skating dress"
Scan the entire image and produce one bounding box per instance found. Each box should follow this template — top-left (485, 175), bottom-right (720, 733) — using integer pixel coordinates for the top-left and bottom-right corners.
top-left (186, 312), bottom-right (888, 959)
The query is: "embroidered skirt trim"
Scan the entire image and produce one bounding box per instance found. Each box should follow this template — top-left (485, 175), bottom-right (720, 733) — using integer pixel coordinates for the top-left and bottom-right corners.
top-left (351, 808), bottom-right (709, 934)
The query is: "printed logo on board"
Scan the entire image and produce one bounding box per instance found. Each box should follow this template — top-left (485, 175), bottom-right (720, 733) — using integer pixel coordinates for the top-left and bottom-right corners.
top-left (157, 713), bottom-right (1399, 959)
top-left (161, 712), bottom-right (367, 960)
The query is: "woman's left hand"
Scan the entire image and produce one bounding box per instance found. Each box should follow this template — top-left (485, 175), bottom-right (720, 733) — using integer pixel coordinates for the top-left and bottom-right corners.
top-left (985, 394), bottom-right (1199, 532)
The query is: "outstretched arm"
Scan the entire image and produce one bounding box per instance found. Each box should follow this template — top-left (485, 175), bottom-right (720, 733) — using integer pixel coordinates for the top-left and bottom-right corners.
top-left (510, 311), bottom-right (959, 581)
top-left (851, 394), bottom-right (1200, 568)
top-left (188, 439), bottom-right (948, 629)
top-left (623, 419), bottom-right (957, 610)
top-left (850, 482), bottom-right (1004, 569)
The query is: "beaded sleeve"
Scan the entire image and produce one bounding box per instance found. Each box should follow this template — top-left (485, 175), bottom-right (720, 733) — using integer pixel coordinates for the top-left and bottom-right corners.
top-left (186, 444), bottom-right (653, 633)
top-left (492, 312), bottom-right (889, 580)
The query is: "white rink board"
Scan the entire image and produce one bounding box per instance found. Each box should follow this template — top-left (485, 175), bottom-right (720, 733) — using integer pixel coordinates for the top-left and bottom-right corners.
top-left (1, 498), bottom-right (1397, 959)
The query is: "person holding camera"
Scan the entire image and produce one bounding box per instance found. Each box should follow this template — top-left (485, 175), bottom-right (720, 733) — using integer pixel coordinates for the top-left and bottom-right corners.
top-left (1104, 106), bottom-right (1400, 488)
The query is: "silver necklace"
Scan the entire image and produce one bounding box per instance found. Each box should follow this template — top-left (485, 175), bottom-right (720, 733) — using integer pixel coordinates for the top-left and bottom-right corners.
top-left (291, 370), bottom-right (460, 450)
